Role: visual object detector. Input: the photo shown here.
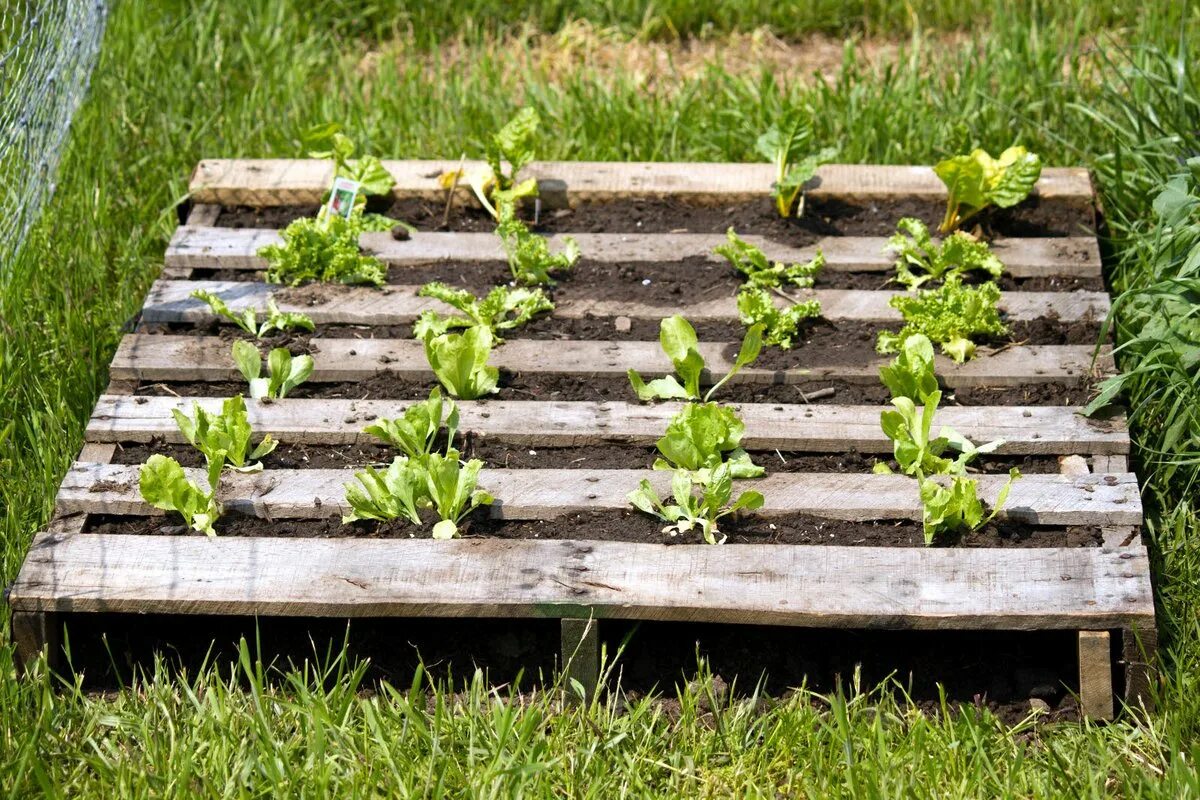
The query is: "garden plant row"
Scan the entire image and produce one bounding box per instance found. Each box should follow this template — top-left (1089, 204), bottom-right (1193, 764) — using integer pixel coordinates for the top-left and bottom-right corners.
top-left (9, 118), bottom-right (1155, 719)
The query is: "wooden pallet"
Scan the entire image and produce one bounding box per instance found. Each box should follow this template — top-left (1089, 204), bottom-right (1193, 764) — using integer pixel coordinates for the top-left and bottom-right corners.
top-left (9, 160), bottom-right (1155, 720)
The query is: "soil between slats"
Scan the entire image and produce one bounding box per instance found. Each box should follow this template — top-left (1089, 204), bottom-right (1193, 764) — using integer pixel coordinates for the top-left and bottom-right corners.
top-left (214, 195), bottom-right (1096, 238)
top-left (109, 440), bottom-right (1061, 474)
top-left (84, 511), bottom-right (1100, 548)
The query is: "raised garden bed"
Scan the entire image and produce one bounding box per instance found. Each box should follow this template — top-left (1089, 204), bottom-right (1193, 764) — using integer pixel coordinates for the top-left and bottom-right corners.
top-left (9, 159), bottom-right (1154, 721)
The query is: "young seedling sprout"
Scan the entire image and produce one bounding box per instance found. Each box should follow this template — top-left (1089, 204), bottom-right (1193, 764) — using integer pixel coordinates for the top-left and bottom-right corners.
top-left (627, 316), bottom-right (764, 403)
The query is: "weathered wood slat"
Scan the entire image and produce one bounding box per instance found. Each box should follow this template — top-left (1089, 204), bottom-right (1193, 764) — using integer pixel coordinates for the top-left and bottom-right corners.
top-left (10, 532), bottom-right (1153, 630)
top-left (165, 227), bottom-right (1102, 279)
top-left (88, 396), bottom-right (1130, 455)
top-left (143, 279), bottom-right (1109, 325)
top-left (57, 463), bottom-right (1141, 525)
top-left (189, 159), bottom-right (1094, 205)
top-left (110, 335), bottom-right (1112, 387)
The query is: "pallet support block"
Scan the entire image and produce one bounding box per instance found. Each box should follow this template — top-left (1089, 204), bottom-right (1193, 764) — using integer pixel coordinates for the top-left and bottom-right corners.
top-left (1121, 623), bottom-right (1159, 713)
top-left (1077, 631), bottom-right (1114, 720)
top-left (12, 611), bottom-right (62, 676)
top-left (561, 618), bottom-right (600, 702)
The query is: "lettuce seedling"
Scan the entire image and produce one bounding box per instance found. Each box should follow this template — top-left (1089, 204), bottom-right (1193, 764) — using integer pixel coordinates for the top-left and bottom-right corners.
top-left (190, 290), bottom-right (315, 338)
top-left (422, 450), bottom-right (494, 539)
top-left (736, 287), bottom-right (821, 349)
top-left (172, 395), bottom-right (277, 477)
top-left (342, 456), bottom-right (428, 525)
top-left (628, 316), bottom-right (763, 402)
top-left (654, 401), bottom-right (763, 480)
top-left (919, 468), bottom-right (1020, 545)
top-left (878, 333), bottom-right (939, 403)
top-left (934, 146), bottom-right (1042, 233)
top-left (258, 212), bottom-right (386, 287)
top-left (364, 387), bottom-right (459, 461)
top-left (232, 341), bottom-right (314, 400)
top-left (875, 392), bottom-right (1003, 478)
top-left (423, 325), bottom-right (499, 400)
top-left (306, 126), bottom-right (395, 198)
top-left (715, 228), bottom-right (824, 289)
top-left (755, 117), bottom-right (837, 218)
top-left (628, 463), bottom-right (764, 545)
top-left (886, 217), bottom-right (1003, 290)
top-left (876, 276), bottom-right (1007, 363)
top-left (139, 454), bottom-right (221, 536)
top-left (413, 282), bottom-right (553, 340)
top-left (496, 199), bottom-right (580, 285)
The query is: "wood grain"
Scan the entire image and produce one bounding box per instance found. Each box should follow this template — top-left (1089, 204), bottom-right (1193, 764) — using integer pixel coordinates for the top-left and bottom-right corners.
top-left (1078, 630), bottom-right (1115, 720)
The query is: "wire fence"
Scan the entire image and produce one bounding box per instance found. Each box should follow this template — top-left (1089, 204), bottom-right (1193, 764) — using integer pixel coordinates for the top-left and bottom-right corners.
top-left (0, 0), bottom-right (107, 280)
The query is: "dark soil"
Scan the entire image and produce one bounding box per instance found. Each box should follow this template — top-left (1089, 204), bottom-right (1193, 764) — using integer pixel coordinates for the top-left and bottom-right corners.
top-left (54, 611), bottom-right (1081, 724)
top-left (215, 195), bottom-right (1096, 238)
top-left (134, 374), bottom-right (1094, 406)
top-left (85, 510), bottom-right (1099, 548)
top-left (110, 440), bottom-right (1060, 474)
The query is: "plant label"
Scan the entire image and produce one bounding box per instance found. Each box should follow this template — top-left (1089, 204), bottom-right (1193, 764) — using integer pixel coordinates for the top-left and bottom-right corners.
top-left (326, 176), bottom-right (361, 219)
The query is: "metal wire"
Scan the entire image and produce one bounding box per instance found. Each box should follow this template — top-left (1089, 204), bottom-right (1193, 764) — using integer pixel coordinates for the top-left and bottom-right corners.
top-left (0, 0), bottom-right (107, 279)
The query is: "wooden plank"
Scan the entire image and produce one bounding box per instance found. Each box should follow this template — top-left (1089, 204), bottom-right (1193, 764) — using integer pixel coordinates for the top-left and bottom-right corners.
top-left (185, 203), bottom-right (220, 226)
top-left (1078, 631), bottom-right (1115, 720)
top-left (11, 611), bottom-right (61, 675)
top-left (1093, 454), bottom-right (1128, 473)
top-left (9, 532), bottom-right (1153, 630)
top-left (561, 618), bottom-right (600, 701)
top-left (1102, 526), bottom-right (1139, 549)
top-left (109, 335), bottom-right (1114, 387)
top-left (1122, 624), bottom-right (1158, 712)
top-left (88, 396), bottom-right (1131, 455)
top-left (165, 227), bottom-right (1103, 279)
top-left (189, 159), bottom-right (1095, 206)
top-left (142, 279), bottom-right (1110, 325)
top-left (56, 463), bottom-right (1142, 525)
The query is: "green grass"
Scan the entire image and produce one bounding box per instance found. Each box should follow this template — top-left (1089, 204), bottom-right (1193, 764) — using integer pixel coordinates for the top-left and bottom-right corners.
top-left (2, 1), bottom-right (1200, 794)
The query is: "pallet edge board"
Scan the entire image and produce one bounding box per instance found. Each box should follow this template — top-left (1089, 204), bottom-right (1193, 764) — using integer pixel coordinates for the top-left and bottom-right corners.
top-left (87, 395), bottom-right (1131, 455)
top-left (109, 335), bottom-right (1114, 387)
top-left (142, 279), bottom-right (1111, 326)
top-left (57, 463), bottom-right (1143, 524)
top-left (189, 159), bottom-right (1095, 205)
top-left (9, 531), bottom-right (1152, 629)
top-left (165, 227), bottom-right (1104, 279)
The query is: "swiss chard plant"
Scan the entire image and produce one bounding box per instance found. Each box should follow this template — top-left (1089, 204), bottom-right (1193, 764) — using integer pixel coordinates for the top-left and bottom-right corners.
top-left (918, 468), bottom-right (1020, 545)
top-left (628, 316), bottom-right (763, 402)
top-left (934, 146), bottom-right (1042, 233)
top-left (305, 125), bottom-right (395, 198)
top-left (364, 387), bottom-right (459, 461)
top-left (413, 282), bottom-right (553, 340)
top-left (343, 456), bottom-right (428, 525)
top-left (190, 290), bottom-right (315, 338)
top-left (653, 401), bottom-right (763, 481)
top-left (423, 325), bottom-right (499, 400)
top-left (422, 450), bottom-right (494, 539)
top-left (755, 116), bottom-right (837, 218)
top-left (258, 211), bottom-right (387, 287)
top-left (715, 228), bottom-right (824, 289)
top-left (172, 394), bottom-right (277, 476)
top-left (736, 287), bottom-right (821, 349)
top-left (628, 462), bottom-right (764, 545)
top-left (876, 276), bottom-right (1007, 363)
top-left (440, 108), bottom-right (541, 219)
top-left (878, 333), bottom-right (940, 403)
top-left (886, 217), bottom-right (1003, 290)
top-left (139, 454), bottom-right (222, 537)
top-left (232, 341), bottom-right (314, 400)
top-left (496, 199), bottom-right (579, 285)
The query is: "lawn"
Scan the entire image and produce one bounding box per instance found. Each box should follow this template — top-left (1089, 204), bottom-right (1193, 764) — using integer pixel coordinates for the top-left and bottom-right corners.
top-left (2, 1), bottom-right (1199, 794)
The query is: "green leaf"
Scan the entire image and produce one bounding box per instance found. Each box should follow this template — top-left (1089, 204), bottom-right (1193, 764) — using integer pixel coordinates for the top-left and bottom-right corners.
top-left (878, 333), bottom-right (939, 403)
top-left (139, 454), bottom-right (219, 536)
top-left (258, 210), bottom-right (386, 287)
top-left (934, 147), bottom-right (1042, 232)
top-left (232, 340), bottom-right (261, 382)
top-left (876, 277), bottom-right (1006, 363)
top-left (423, 326), bottom-right (499, 400)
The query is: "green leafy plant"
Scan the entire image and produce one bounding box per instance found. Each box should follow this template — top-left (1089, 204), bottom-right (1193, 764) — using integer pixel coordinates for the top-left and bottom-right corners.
top-left (422, 450), bottom-right (494, 539)
top-left (190, 290), bottom-right (315, 338)
top-left (364, 388), bottom-right (459, 460)
top-left (139, 454), bottom-right (221, 537)
top-left (496, 201), bottom-right (579, 285)
top-left (412, 282), bottom-right (553, 340)
top-left (875, 392), bottom-right (1003, 478)
top-left (919, 468), bottom-right (1020, 545)
top-left (876, 276), bottom-right (1007, 363)
top-left (343, 456), bottom-right (428, 525)
top-left (172, 395), bottom-right (277, 476)
top-left (755, 116), bottom-right (837, 218)
top-left (736, 287), bottom-right (821, 349)
top-left (305, 124), bottom-right (395, 197)
top-left (628, 316), bottom-right (763, 402)
top-left (886, 217), bottom-right (1004, 290)
top-left (934, 146), bottom-right (1042, 233)
top-left (423, 326), bottom-right (499, 400)
top-left (653, 401), bottom-right (763, 480)
top-left (628, 463), bottom-right (764, 545)
top-left (715, 228), bottom-right (824, 288)
top-left (258, 212), bottom-right (387, 287)
top-left (440, 108), bottom-right (541, 219)
top-left (232, 341), bottom-right (314, 400)
top-left (878, 333), bottom-right (940, 403)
